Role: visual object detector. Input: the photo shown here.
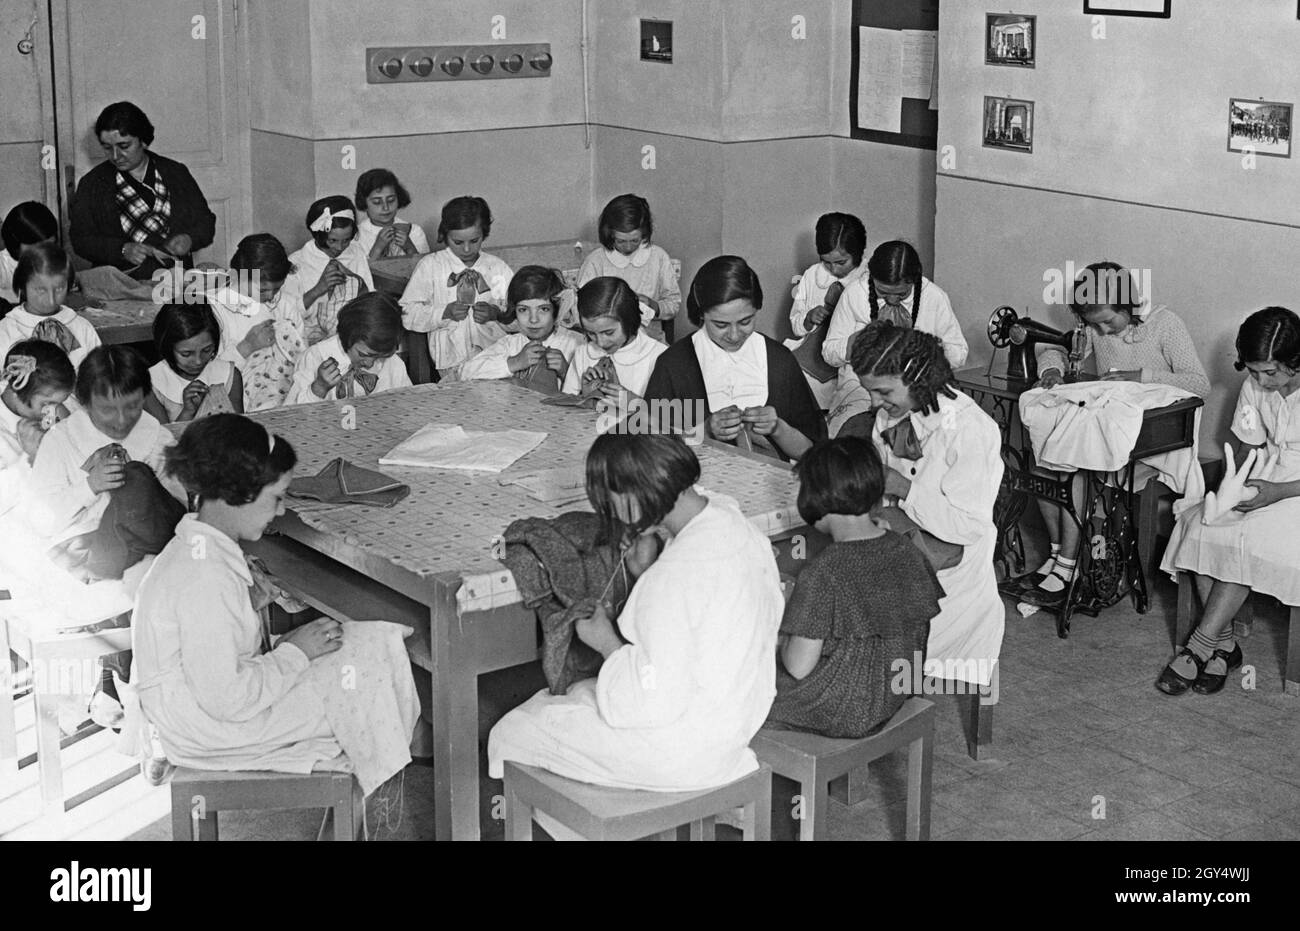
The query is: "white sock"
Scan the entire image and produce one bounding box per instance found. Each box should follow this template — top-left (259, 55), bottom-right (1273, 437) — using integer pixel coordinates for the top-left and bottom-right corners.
top-left (1038, 555), bottom-right (1077, 593)
top-left (1035, 544), bottom-right (1061, 577)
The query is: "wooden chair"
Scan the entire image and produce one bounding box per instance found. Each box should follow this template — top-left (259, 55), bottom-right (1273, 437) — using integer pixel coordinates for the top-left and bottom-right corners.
top-left (1175, 572), bottom-right (1299, 696)
top-left (169, 768), bottom-right (364, 841)
top-left (0, 608), bottom-right (133, 815)
top-left (502, 761), bottom-right (772, 841)
top-left (750, 697), bottom-right (936, 841)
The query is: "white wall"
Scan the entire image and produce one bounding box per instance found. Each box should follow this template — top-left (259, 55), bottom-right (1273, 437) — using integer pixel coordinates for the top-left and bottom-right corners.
top-left (934, 0), bottom-right (1300, 448)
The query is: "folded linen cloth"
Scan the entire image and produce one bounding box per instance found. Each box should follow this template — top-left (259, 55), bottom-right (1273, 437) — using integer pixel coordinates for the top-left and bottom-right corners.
top-left (380, 423), bottom-right (547, 472)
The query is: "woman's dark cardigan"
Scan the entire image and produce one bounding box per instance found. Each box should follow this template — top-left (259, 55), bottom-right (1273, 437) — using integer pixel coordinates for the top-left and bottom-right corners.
top-left (70, 153), bottom-right (216, 276)
top-left (642, 333), bottom-right (827, 459)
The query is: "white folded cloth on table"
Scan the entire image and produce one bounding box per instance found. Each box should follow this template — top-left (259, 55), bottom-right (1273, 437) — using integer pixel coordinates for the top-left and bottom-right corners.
top-left (380, 422), bottom-right (547, 473)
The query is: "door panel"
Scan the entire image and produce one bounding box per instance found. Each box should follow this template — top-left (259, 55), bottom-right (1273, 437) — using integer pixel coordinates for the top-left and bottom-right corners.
top-left (55, 0), bottom-right (248, 263)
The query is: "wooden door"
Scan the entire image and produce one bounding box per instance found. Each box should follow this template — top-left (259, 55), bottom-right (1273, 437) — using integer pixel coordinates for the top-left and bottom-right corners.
top-left (47, 0), bottom-right (249, 265)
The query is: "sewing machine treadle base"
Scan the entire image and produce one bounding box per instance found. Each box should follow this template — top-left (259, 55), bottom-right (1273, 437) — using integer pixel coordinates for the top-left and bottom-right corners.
top-left (955, 370), bottom-right (1201, 638)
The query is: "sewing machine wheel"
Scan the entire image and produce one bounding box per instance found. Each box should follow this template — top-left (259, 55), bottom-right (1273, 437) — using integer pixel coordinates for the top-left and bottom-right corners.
top-left (987, 306), bottom-right (1019, 348)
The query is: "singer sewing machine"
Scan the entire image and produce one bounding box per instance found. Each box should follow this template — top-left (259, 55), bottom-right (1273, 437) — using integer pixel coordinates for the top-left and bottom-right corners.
top-left (986, 306), bottom-right (1086, 384)
top-left (954, 307), bottom-right (1203, 637)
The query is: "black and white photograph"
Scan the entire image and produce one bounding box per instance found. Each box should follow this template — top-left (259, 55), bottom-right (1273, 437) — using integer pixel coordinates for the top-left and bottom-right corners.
top-left (1228, 98), bottom-right (1293, 159)
top-left (639, 18), bottom-right (673, 64)
top-left (984, 95), bottom-right (1035, 152)
top-left (986, 14), bottom-right (1036, 68)
top-left (0, 2), bottom-right (1293, 904)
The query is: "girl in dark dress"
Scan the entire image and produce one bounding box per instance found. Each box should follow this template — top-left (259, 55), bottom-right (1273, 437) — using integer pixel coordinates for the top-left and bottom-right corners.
top-left (767, 436), bottom-right (944, 738)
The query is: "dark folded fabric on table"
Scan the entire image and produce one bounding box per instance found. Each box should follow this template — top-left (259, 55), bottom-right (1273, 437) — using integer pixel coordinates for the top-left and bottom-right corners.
top-left (288, 457), bottom-right (410, 508)
top-left (500, 511), bottom-right (630, 695)
top-left (541, 390), bottom-right (600, 409)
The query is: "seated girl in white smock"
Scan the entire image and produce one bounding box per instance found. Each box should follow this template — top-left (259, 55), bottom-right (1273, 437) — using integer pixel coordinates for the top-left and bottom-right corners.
top-left (459, 266), bottom-right (583, 384)
top-left (562, 276), bottom-right (667, 402)
top-left (846, 322), bottom-right (1004, 691)
top-left (286, 196), bottom-right (374, 346)
top-left (823, 241), bottom-right (967, 436)
top-left (131, 414), bottom-right (418, 794)
top-left (1157, 307), bottom-right (1300, 697)
top-left (488, 432), bottom-right (784, 792)
top-left (144, 303), bottom-right (242, 423)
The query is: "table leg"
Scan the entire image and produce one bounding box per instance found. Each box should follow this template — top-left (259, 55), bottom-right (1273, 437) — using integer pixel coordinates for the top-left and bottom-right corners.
top-left (427, 585), bottom-right (482, 841)
top-left (34, 680), bottom-right (65, 816)
top-left (1285, 606), bottom-right (1299, 697)
top-left (0, 619), bottom-right (16, 775)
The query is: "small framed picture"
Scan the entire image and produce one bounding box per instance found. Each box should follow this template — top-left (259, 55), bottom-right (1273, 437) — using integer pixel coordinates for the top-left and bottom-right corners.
top-left (986, 14), bottom-right (1035, 68)
top-left (1083, 1), bottom-right (1171, 16)
top-left (1227, 99), bottom-right (1292, 159)
top-left (640, 19), bottom-right (673, 63)
top-left (983, 96), bottom-right (1034, 153)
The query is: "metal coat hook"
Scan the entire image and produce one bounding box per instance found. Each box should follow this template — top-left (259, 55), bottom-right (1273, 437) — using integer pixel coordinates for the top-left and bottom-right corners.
top-left (18, 16), bottom-right (37, 55)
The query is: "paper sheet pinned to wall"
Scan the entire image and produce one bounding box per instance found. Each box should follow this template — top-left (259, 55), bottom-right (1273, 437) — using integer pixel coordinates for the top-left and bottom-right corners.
top-left (901, 30), bottom-right (936, 100)
top-left (857, 26), bottom-right (902, 133)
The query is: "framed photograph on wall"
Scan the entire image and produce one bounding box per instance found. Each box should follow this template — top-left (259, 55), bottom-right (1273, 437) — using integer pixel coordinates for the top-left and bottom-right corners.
top-left (640, 19), bottom-right (673, 63)
top-left (1227, 99), bottom-right (1292, 159)
top-left (1083, 1), bottom-right (1171, 17)
top-left (983, 96), bottom-right (1034, 153)
top-left (986, 14), bottom-right (1035, 68)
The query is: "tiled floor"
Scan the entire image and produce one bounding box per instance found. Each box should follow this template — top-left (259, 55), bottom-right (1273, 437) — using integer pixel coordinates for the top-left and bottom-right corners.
top-left (3, 575), bottom-right (1297, 841)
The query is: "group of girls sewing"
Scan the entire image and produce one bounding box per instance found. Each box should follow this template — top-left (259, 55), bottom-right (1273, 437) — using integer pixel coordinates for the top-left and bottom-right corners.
top-left (4, 159), bottom-right (1297, 824)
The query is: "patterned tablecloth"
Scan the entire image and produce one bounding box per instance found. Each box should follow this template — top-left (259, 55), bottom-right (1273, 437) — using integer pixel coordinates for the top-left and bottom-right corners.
top-left (241, 380), bottom-right (801, 613)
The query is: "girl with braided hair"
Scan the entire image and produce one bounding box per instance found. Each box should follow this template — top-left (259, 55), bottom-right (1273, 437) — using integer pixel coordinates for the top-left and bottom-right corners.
top-left (823, 241), bottom-right (968, 428)
top-left (849, 322), bottom-right (1004, 694)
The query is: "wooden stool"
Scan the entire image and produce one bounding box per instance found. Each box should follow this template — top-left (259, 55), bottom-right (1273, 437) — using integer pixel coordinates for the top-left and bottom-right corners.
top-left (1175, 572), bottom-right (1299, 696)
top-left (169, 768), bottom-right (364, 840)
top-left (0, 608), bottom-right (133, 815)
top-left (502, 761), bottom-right (772, 841)
top-left (1137, 459), bottom-right (1225, 592)
top-left (751, 697), bottom-right (936, 841)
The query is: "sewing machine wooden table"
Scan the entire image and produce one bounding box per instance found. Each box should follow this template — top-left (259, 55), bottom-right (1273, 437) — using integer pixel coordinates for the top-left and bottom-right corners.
top-left (954, 370), bottom-right (1202, 638)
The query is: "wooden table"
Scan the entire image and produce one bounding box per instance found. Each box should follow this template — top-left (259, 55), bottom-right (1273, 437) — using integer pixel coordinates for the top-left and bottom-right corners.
top-left (236, 380), bottom-right (802, 839)
top-left (954, 370), bottom-right (1202, 637)
top-left (79, 301), bottom-right (160, 346)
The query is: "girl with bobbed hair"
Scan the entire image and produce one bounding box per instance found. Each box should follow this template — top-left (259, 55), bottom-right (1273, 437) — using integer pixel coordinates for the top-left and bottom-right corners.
top-left (489, 430), bottom-right (783, 798)
top-left (131, 413), bottom-right (419, 793)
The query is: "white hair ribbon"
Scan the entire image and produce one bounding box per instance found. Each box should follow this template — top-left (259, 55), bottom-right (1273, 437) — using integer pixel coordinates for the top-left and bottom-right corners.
top-left (309, 207), bottom-right (355, 233)
top-left (1, 354), bottom-right (37, 392)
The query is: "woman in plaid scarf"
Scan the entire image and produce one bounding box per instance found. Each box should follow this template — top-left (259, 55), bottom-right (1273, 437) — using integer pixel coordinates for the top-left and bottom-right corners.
top-left (69, 102), bottom-right (216, 280)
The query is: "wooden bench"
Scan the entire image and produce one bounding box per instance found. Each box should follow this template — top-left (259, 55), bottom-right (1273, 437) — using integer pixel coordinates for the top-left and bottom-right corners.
top-left (751, 698), bottom-right (936, 841)
top-left (503, 761), bottom-right (772, 841)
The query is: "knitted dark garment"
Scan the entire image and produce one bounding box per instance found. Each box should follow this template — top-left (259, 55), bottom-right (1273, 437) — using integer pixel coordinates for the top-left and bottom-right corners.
top-left (500, 511), bottom-right (630, 695)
